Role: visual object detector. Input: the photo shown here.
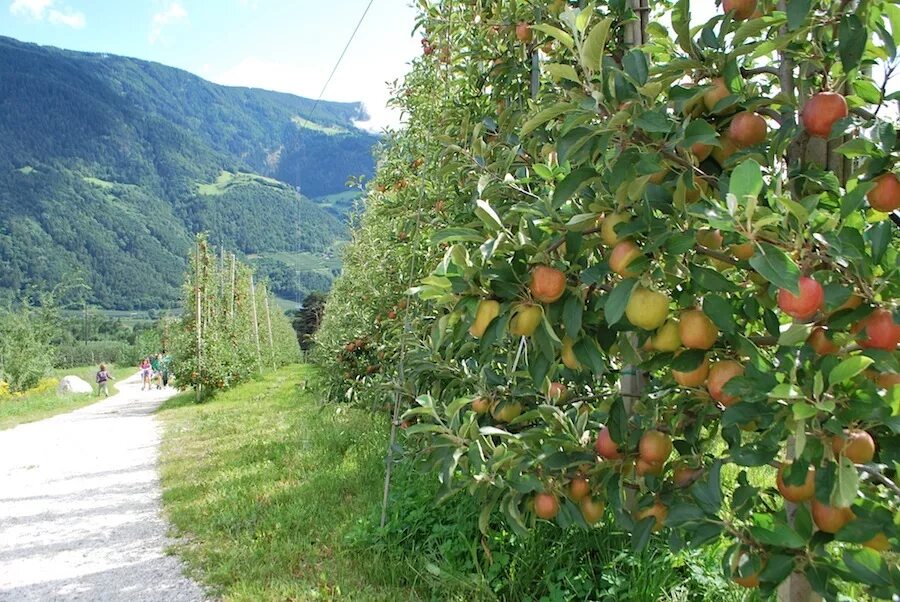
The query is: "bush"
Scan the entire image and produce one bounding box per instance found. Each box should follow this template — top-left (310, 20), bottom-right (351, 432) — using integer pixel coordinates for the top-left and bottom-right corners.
top-left (0, 302), bottom-right (57, 391)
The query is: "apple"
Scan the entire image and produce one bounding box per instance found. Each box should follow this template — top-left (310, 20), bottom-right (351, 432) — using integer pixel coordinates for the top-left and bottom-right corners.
top-left (491, 400), bottom-right (523, 423)
top-left (569, 476), bottom-right (590, 502)
top-left (509, 304), bottom-right (543, 337)
top-left (863, 532), bottom-right (891, 552)
top-left (636, 458), bottom-right (664, 477)
top-left (674, 464), bottom-right (703, 488)
top-left (801, 92), bottom-right (848, 138)
top-left (832, 429), bottom-right (875, 464)
top-left (707, 360), bottom-right (744, 406)
top-left (472, 397), bottom-right (492, 415)
top-left (730, 241), bottom-right (755, 260)
top-left (560, 337), bottom-right (581, 371)
top-left (723, 0), bottom-right (758, 20)
top-left (728, 111), bottom-right (767, 147)
top-left (648, 168), bottom-right (668, 184)
top-left (595, 426), bottom-right (622, 460)
top-left (856, 308), bottom-right (900, 351)
top-left (776, 463), bottom-right (816, 502)
top-left (639, 430), bottom-right (672, 464)
top-left (651, 319), bottom-right (681, 352)
top-left (547, 381), bottom-right (569, 404)
top-left (601, 212), bottom-right (632, 246)
top-left (515, 21), bottom-right (533, 43)
top-left (711, 134), bottom-right (739, 165)
top-left (777, 276), bottom-right (824, 320)
top-left (580, 496), bottom-right (606, 524)
top-left (469, 299), bottom-right (500, 337)
top-left (635, 501), bottom-right (668, 532)
top-left (690, 141), bottom-right (713, 161)
top-left (731, 552), bottom-right (763, 589)
top-left (609, 240), bottom-right (643, 277)
top-left (808, 326), bottom-right (840, 355)
top-left (811, 500), bottom-right (855, 533)
top-left (867, 173), bottom-right (900, 212)
top-left (876, 372), bottom-right (900, 389)
top-left (678, 309), bottom-right (719, 349)
top-left (534, 492), bottom-right (559, 519)
top-left (703, 78), bottom-right (730, 112)
top-left (696, 228), bottom-right (724, 249)
top-left (625, 286), bottom-right (670, 330)
top-left (672, 353), bottom-right (710, 387)
top-left (530, 265), bottom-right (567, 303)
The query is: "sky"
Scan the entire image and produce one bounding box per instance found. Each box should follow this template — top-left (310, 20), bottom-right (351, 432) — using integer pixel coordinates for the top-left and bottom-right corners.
top-left (0, 0), bottom-right (421, 131)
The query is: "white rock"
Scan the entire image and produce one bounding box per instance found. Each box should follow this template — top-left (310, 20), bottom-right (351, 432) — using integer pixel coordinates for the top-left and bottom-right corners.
top-left (57, 375), bottom-right (94, 394)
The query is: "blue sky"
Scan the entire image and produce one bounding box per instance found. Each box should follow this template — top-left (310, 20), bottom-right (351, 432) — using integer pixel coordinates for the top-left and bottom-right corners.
top-left (0, 0), bottom-right (420, 130)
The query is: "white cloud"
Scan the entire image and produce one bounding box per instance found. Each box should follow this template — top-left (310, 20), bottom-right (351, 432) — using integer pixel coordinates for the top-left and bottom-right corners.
top-left (9, 0), bottom-right (85, 28)
top-left (149, 1), bottom-right (187, 44)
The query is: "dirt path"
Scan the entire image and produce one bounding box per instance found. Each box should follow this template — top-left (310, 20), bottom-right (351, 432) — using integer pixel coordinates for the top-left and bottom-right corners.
top-left (0, 372), bottom-right (207, 601)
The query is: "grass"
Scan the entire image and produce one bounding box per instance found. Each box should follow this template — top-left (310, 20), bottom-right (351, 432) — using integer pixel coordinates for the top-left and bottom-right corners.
top-left (265, 249), bottom-right (344, 273)
top-left (197, 170), bottom-right (287, 196)
top-left (157, 365), bottom-right (418, 601)
top-left (0, 363), bottom-right (126, 430)
top-left (290, 116), bottom-right (348, 135)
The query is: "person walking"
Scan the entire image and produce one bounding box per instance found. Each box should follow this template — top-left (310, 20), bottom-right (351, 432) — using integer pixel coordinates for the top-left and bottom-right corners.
top-left (150, 354), bottom-right (162, 390)
top-left (95, 364), bottom-right (114, 397)
top-left (140, 357), bottom-right (152, 391)
top-left (160, 353), bottom-right (172, 388)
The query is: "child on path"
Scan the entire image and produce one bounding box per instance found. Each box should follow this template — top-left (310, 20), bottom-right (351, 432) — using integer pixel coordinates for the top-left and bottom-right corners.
top-left (150, 354), bottom-right (162, 390)
top-left (96, 364), bottom-right (114, 397)
top-left (140, 357), bottom-right (152, 391)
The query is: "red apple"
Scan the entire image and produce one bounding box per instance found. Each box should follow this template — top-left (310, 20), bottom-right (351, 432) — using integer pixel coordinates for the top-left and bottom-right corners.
top-left (777, 276), bottom-right (824, 320)
top-left (728, 112), bottom-right (767, 147)
top-left (867, 173), bottom-right (900, 212)
top-left (801, 92), bottom-right (848, 138)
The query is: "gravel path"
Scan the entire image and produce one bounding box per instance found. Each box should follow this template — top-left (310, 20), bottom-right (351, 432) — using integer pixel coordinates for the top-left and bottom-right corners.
top-left (0, 372), bottom-right (208, 601)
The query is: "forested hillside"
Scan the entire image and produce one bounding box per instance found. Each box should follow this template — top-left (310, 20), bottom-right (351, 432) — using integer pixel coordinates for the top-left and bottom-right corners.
top-left (0, 36), bottom-right (376, 308)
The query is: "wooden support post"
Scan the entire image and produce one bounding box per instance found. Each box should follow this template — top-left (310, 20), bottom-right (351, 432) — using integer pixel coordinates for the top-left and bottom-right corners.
top-left (263, 285), bottom-right (276, 369)
top-left (195, 241), bottom-right (202, 403)
top-left (249, 274), bottom-right (262, 371)
top-left (230, 254), bottom-right (236, 322)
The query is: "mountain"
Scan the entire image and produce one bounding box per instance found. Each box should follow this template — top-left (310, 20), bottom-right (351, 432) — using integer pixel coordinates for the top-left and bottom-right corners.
top-left (0, 36), bottom-right (377, 309)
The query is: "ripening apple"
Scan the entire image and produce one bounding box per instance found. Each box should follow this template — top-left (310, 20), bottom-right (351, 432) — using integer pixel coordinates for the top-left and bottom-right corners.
top-left (678, 309), bottom-right (719, 350)
top-left (609, 240), bottom-right (643, 277)
top-left (601, 212), bottom-right (632, 246)
top-left (569, 476), bottom-right (590, 502)
top-left (595, 426), bottom-right (622, 460)
top-left (648, 168), bottom-right (668, 184)
top-left (635, 501), bottom-right (668, 532)
top-left (472, 396), bottom-right (492, 415)
top-left (696, 228), bottom-right (724, 250)
top-left (730, 241), bottom-right (755, 261)
top-left (808, 326), bottom-right (840, 355)
top-left (515, 21), bottom-right (533, 43)
top-left (673, 464), bottom-right (703, 488)
top-left (776, 463), bottom-right (816, 502)
top-left (876, 372), bottom-right (900, 389)
top-left (651, 319), bottom-right (681, 352)
top-left (690, 141), bottom-right (713, 161)
top-left (530, 265), bottom-right (567, 303)
top-left (534, 492), bottom-right (559, 520)
top-left (731, 552), bottom-right (763, 589)
top-left (863, 532), bottom-right (891, 552)
top-left (469, 299), bottom-right (500, 337)
top-left (811, 500), bottom-right (855, 533)
top-left (728, 111), bottom-right (767, 147)
top-left (777, 276), bottom-right (824, 320)
top-left (832, 429), bottom-right (875, 464)
top-left (703, 78), bottom-right (730, 112)
top-left (639, 430), bottom-right (673, 464)
top-left (636, 458), bottom-right (664, 477)
top-left (867, 173), bottom-right (900, 212)
top-left (547, 381), bottom-right (569, 404)
top-left (801, 92), bottom-right (848, 138)
top-left (707, 360), bottom-right (744, 406)
top-left (580, 496), bottom-right (606, 524)
top-left (560, 337), bottom-right (581, 371)
top-left (491, 400), bottom-right (523, 423)
top-left (711, 134), bottom-right (739, 166)
top-left (509, 304), bottom-right (543, 337)
top-left (856, 308), bottom-right (900, 351)
top-left (625, 286), bottom-right (670, 330)
top-left (672, 353), bottom-right (710, 387)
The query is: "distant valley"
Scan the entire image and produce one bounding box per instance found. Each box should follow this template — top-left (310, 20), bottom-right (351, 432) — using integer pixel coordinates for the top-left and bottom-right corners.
top-left (0, 36), bottom-right (376, 309)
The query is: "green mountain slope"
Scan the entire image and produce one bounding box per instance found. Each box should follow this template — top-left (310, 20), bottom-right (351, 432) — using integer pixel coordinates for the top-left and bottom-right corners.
top-left (0, 36), bottom-right (375, 309)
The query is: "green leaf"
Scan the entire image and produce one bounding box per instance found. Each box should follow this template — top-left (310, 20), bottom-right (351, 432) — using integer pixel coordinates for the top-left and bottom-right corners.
top-left (632, 515), bottom-right (655, 551)
top-left (581, 18), bottom-right (613, 72)
top-left (690, 461), bottom-right (722, 514)
top-left (562, 294), bottom-right (583, 336)
top-left (531, 23), bottom-right (574, 50)
top-left (690, 264), bottom-right (740, 293)
top-left (606, 278), bottom-right (637, 326)
top-left (703, 296), bottom-right (736, 333)
top-left (829, 355), bottom-right (874, 385)
top-left (831, 455), bottom-right (860, 507)
top-left (748, 242), bottom-right (801, 295)
top-left (622, 49), bottom-right (649, 86)
top-left (682, 119), bottom-right (719, 148)
top-left (867, 220), bottom-right (891, 263)
top-left (841, 181), bottom-right (875, 218)
top-left (475, 199), bottom-right (503, 231)
top-left (834, 138), bottom-right (883, 159)
top-left (521, 103), bottom-right (576, 136)
top-left (749, 522), bottom-right (806, 548)
top-left (778, 322), bottom-right (811, 346)
top-left (552, 167), bottom-right (597, 207)
top-left (634, 110), bottom-right (673, 133)
top-left (543, 63), bottom-right (581, 84)
top-left (792, 402), bottom-right (818, 420)
top-left (839, 14), bottom-right (866, 72)
top-left (842, 548), bottom-right (891, 587)
top-left (430, 228), bottom-right (484, 244)
top-left (672, 349), bottom-right (706, 371)
top-left (787, 0), bottom-right (811, 30)
top-left (672, 0), bottom-right (692, 54)
top-left (729, 159), bottom-right (764, 199)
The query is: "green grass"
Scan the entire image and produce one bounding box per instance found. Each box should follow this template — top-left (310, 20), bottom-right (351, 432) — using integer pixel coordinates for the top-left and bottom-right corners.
top-left (197, 170), bottom-right (287, 196)
top-left (157, 366), bottom-right (419, 601)
top-left (290, 116), bottom-right (348, 135)
top-left (265, 249), bottom-right (344, 273)
top-left (0, 363), bottom-right (126, 430)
